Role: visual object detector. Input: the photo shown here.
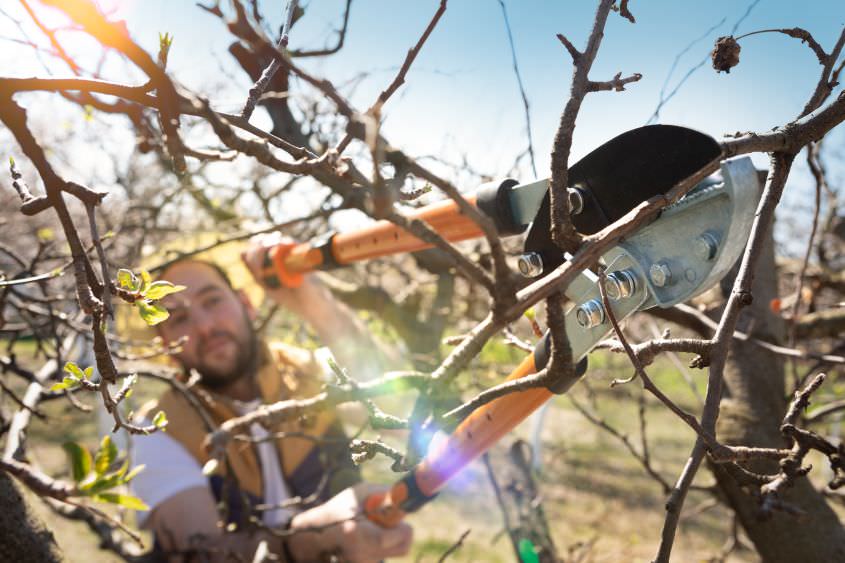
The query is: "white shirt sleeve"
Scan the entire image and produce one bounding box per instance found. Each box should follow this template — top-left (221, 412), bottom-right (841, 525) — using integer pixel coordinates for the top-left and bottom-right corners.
top-left (130, 424), bottom-right (207, 526)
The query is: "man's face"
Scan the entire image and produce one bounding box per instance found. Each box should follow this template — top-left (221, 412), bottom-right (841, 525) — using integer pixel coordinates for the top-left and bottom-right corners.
top-left (156, 261), bottom-right (256, 388)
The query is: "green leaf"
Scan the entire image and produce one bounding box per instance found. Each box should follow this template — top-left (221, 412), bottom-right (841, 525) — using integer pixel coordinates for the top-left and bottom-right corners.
top-left (9, 156), bottom-right (15, 167)
top-left (152, 410), bottom-right (168, 430)
top-left (137, 300), bottom-right (169, 326)
top-left (94, 435), bottom-right (118, 476)
top-left (50, 376), bottom-right (79, 391)
top-left (158, 32), bottom-right (173, 49)
top-left (144, 281), bottom-right (186, 301)
top-left (113, 458), bottom-right (130, 480)
top-left (116, 269), bottom-right (137, 291)
top-left (93, 492), bottom-right (149, 511)
top-left (123, 464), bottom-right (146, 483)
top-left (139, 270), bottom-right (152, 295)
top-left (62, 442), bottom-right (92, 483)
top-left (36, 228), bottom-right (54, 242)
top-left (80, 471), bottom-right (123, 494)
top-left (64, 361), bottom-right (85, 379)
top-left (524, 308), bottom-right (536, 321)
top-left (83, 366), bottom-right (94, 379)
top-left (78, 472), bottom-right (97, 491)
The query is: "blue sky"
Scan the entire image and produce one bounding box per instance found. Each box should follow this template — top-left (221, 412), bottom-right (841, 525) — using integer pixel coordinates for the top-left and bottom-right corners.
top-left (113, 0), bottom-right (844, 175)
top-left (2, 1), bottom-right (844, 248)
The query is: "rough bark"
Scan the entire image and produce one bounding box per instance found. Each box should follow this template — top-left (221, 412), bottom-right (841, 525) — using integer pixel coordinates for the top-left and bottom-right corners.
top-left (0, 472), bottom-right (63, 563)
top-left (709, 229), bottom-right (845, 562)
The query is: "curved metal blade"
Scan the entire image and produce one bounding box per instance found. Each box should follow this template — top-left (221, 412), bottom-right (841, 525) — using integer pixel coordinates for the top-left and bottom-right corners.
top-left (524, 124), bottom-right (721, 276)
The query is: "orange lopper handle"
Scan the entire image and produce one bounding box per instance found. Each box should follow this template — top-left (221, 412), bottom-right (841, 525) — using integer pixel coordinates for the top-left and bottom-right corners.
top-left (330, 196), bottom-right (482, 265)
top-left (363, 480), bottom-right (410, 528)
top-left (413, 352), bottom-right (548, 498)
top-left (259, 196), bottom-right (485, 288)
top-left (364, 345), bottom-right (559, 527)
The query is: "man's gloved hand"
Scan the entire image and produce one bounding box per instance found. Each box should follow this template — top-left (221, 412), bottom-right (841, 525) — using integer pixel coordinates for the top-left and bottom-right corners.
top-left (241, 233), bottom-right (328, 319)
top-left (287, 484), bottom-right (414, 562)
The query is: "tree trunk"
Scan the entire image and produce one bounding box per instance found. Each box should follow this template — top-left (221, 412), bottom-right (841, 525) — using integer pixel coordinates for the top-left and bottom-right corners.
top-left (709, 229), bottom-right (845, 562)
top-left (0, 471), bottom-right (63, 562)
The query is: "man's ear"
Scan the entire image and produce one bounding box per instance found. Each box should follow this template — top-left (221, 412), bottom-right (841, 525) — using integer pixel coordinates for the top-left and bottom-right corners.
top-left (238, 289), bottom-right (257, 321)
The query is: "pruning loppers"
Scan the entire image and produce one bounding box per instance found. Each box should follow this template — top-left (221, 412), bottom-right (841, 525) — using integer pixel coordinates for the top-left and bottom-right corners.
top-left (256, 125), bottom-right (762, 528)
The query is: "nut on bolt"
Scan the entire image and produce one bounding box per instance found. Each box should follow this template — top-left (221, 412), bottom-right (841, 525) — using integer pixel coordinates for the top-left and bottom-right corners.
top-left (517, 252), bottom-right (544, 278)
top-left (576, 299), bottom-right (605, 329)
top-left (649, 262), bottom-right (672, 287)
top-left (605, 269), bottom-right (638, 300)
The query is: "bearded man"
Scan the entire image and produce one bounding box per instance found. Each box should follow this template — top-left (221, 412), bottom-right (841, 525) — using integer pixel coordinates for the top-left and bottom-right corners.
top-left (130, 238), bottom-right (412, 562)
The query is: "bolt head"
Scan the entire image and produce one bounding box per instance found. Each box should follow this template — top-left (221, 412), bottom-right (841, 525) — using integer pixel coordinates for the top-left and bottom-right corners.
top-left (694, 232), bottom-right (719, 261)
top-left (649, 262), bottom-right (672, 287)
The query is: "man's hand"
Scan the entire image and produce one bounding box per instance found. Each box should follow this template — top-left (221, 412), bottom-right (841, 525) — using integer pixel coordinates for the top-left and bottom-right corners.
top-left (241, 232), bottom-right (329, 318)
top-left (287, 484), bottom-right (414, 562)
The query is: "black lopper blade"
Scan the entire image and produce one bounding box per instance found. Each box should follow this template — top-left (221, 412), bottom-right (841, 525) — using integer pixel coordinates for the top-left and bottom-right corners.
top-left (524, 124), bottom-right (720, 275)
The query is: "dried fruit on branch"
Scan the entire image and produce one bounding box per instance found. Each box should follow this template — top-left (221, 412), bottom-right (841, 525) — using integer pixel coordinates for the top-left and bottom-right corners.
top-left (712, 35), bottom-right (741, 73)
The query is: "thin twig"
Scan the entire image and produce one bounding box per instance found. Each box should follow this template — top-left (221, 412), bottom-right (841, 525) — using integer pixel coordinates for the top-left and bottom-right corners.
top-left (569, 394), bottom-right (672, 493)
top-left (0, 378), bottom-right (46, 420)
top-left (497, 0), bottom-right (537, 178)
top-left (289, 0), bottom-right (351, 58)
top-left (438, 528), bottom-right (472, 563)
top-left (241, 0), bottom-right (299, 120)
top-left (62, 498), bottom-right (144, 547)
top-left (335, 0), bottom-right (448, 155)
top-left (482, 453), bottom-right (521, 561)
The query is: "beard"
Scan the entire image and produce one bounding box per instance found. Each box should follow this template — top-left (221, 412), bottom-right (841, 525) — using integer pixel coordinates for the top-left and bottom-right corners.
top-left (190, 312), bottom-right (259, 390)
